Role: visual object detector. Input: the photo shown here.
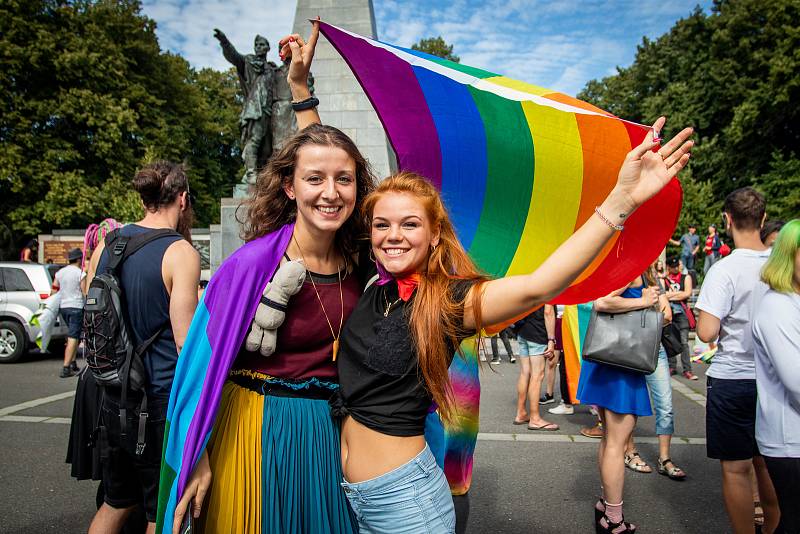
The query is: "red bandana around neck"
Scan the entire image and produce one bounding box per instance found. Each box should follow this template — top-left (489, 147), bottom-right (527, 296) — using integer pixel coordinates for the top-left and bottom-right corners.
top-left (396, 273), bottom-right (420, 301)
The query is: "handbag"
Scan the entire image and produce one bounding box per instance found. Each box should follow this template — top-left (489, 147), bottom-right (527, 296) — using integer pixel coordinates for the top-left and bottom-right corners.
top-left (661, 322), bottom-right (683, 358)
top-left (582, 306), bottom-right (663, 374)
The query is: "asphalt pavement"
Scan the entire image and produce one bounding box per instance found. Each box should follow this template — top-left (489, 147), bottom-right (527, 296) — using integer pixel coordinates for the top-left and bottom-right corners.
top-left (0, 342), bottom-right (730, 533)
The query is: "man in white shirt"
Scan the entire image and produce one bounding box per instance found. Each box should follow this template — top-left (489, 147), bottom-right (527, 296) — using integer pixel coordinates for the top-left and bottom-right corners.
top-left (695, 187), bottom-right (778, 534)
top-left (52, 248), bottom-right (86, 377)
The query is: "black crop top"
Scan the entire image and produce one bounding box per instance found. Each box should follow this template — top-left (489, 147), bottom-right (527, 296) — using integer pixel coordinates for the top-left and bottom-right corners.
top-left (335, 278), bottom-right (476, 437)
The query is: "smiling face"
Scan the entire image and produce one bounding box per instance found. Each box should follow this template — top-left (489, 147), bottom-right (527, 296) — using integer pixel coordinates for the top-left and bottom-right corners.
top-left (371, 192), bottom-right (440, 277)
top-left (283, 144), bottom-right (357, 236)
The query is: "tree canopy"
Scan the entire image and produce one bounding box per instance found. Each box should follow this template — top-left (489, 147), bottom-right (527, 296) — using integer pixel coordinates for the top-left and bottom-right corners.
top-left (0, 0), bottom-right (241, 252)
top-left (411, 36), bottom-right (460, 63)
top-left (579, 0), bottom-right (799, 231)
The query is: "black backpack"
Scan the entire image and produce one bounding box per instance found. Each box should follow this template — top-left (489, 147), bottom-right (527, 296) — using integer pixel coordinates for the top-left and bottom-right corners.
top-left (83, 228), bottom-right (180, 454)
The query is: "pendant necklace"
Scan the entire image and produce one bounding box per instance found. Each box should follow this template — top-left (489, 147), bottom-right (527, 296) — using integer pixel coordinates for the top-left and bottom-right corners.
top-left (292, 234), bottom-right (344, 361)
top-left (383, 288), bottom-right (403, 318)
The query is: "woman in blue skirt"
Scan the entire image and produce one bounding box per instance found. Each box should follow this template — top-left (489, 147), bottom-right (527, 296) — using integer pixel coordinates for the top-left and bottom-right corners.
top-left (578, 275), bottom-right (656, 533)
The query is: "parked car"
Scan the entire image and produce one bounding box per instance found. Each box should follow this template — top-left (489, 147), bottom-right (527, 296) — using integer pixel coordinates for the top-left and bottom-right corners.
top-left (0, 262), bottom-right (68, 363)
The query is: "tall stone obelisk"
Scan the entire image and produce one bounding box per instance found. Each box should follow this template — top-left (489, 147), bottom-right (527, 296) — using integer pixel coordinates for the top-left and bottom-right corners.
top-left (292, 0), bottom-right (394, 179)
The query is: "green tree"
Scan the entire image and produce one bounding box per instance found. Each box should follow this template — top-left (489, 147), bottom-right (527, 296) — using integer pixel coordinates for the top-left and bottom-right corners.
top-left (752, 152), bottom-right (800, 223)
top-left (579, 0), bottom-right (800, 227)
top-left (411, 36), bottom-right (460, 63)
top-left (0, 0), bottom-right (241, 251)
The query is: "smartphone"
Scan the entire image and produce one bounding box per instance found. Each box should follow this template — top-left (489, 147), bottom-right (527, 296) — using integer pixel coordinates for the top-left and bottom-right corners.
top-left (179, 512), bottom-right (194, 534)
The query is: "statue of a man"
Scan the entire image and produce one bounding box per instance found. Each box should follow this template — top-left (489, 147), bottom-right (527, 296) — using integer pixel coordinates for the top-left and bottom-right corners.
top-left (214, 29), bottom-right (276, 185)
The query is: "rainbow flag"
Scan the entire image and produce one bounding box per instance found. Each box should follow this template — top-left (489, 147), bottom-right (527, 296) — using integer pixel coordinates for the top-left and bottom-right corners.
top-left (425, 339), bottom-right (481, 495)
top-left (156, 224), bottom-right (294, 534)
top-left (561, 303), bottom-right (594, 402)
top-left (319, 22), bottom-right (681, 303)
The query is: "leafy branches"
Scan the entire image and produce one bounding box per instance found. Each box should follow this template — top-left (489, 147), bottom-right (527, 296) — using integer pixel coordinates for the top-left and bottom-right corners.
top-left (0, 0), bottom-right (241, 246)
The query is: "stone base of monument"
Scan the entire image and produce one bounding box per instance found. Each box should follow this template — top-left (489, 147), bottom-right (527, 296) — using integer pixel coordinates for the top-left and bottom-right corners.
top-left (209, 223), bottom-right (221, 275)
top-left (210, 197), bottom-right (245, 274)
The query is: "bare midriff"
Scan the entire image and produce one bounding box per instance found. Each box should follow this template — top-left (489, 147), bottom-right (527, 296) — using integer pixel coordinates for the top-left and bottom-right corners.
top-left (341, 415), bottom-right (426, 483)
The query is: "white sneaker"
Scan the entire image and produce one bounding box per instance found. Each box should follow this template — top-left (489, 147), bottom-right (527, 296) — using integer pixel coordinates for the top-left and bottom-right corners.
top-left (548, 403), bottom-right (574, 415)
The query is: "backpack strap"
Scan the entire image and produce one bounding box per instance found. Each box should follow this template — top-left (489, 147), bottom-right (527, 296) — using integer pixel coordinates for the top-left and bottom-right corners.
top-left (104, 228), bottom-right (183, 273)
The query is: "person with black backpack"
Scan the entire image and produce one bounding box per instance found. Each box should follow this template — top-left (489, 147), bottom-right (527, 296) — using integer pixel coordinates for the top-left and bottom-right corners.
top-left (83, 161), bottom-right (200, 534)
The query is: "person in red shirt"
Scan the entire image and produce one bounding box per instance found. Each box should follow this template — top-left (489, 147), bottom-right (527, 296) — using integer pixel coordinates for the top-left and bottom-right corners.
top-left (664, 257), bottom-right (697, 379)
top-left (703, 224), bottom-right (722, 274)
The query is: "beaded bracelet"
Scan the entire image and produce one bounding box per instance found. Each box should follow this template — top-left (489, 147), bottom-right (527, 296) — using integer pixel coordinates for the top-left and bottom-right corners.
top-left (594, 206), bottom-right (625, 231)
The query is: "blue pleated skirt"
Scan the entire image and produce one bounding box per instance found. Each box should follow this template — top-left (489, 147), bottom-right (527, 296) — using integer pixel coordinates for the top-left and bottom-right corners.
top-left (577, 360), bottom-right (653, 416)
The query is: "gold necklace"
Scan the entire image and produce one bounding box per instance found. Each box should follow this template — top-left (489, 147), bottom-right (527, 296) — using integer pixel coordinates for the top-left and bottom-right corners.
top-left (383, 288), bottom-right (403, 318)
top-left (292, 234), bottom-right (344, 361)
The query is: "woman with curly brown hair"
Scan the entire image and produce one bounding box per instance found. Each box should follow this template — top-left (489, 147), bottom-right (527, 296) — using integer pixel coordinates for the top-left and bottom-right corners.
top-left (170, 110), bottom-right (375, 531)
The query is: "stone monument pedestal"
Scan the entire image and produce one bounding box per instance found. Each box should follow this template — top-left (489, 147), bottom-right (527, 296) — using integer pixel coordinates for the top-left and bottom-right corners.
top-left (211, 197), bottom-right (245, 274)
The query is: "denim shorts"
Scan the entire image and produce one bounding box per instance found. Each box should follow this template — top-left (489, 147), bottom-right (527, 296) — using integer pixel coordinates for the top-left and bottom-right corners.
top-left (341, 444), bottom-right (456, 533)
top-left (517, 338), bottom-right (548, 357)
top-left (60, 307), bottom-right (83, 339)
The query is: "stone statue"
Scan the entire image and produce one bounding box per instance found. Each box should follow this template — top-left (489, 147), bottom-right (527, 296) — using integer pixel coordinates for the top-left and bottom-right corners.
top-left (214, 29), bottom-right (277, 185)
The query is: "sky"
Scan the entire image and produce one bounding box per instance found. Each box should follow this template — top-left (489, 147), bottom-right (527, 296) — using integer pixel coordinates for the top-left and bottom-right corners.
top-left (141, 0), bottom-right (712, 97)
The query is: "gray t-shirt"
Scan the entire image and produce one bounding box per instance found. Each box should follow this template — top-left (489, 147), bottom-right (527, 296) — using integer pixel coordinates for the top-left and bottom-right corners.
top-left (680, 233), bottom-right (700, 255)
top-left (54, 264), bottom-right (85, 309)
top-left (696, 248), bottom-right (771, 380)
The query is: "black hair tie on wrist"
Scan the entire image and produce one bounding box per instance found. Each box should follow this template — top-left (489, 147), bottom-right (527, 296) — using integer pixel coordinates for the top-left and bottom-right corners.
top-left (292, 96), bottom-right (319, 111)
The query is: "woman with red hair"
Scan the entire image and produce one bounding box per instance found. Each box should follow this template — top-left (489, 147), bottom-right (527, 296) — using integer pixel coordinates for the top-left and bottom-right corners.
top-left (271, 24), bottom-right (693, 533)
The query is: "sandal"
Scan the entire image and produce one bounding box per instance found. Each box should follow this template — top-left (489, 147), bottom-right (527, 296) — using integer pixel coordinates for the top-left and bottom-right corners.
top-left (595, 513), bottom-right (637, 533)
top-left (754, 500), bottom-right (765, 527)
top-left (528, 422), bottom-right (559, 431)
top-left (594, 500), bottom-right (605, 523)
top-left (624, 452), bottom-right (652, 473)
top-left (657, 458), bottom-right (686, 480)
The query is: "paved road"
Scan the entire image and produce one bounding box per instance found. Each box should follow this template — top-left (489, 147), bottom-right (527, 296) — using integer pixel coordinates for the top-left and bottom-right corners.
top-left (0, 343), bottom-right (729, 533)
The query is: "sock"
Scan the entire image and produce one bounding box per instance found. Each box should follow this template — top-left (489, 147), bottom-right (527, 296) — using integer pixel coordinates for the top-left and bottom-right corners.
top-left (604, 500), bottom-right (623, 524)
top-left (595, 500), bottom-right (605, 513)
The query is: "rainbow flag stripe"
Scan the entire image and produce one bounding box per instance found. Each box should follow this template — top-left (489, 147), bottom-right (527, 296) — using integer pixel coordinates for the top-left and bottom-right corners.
top-left (319, 22), bottom-right (681, 303)
top-left (561, 303), bottom-right (594, 402)
top-left (425, 339), bottom-right (481, 495)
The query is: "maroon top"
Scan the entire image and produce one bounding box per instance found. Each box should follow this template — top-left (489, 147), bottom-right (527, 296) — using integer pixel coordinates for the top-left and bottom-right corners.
top-left (233, 269), bottom-right (361, 381)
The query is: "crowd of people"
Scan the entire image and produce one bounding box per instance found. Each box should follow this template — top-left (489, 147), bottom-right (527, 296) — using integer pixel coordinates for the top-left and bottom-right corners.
top-left (42, 20), bottom-right (796, 534)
